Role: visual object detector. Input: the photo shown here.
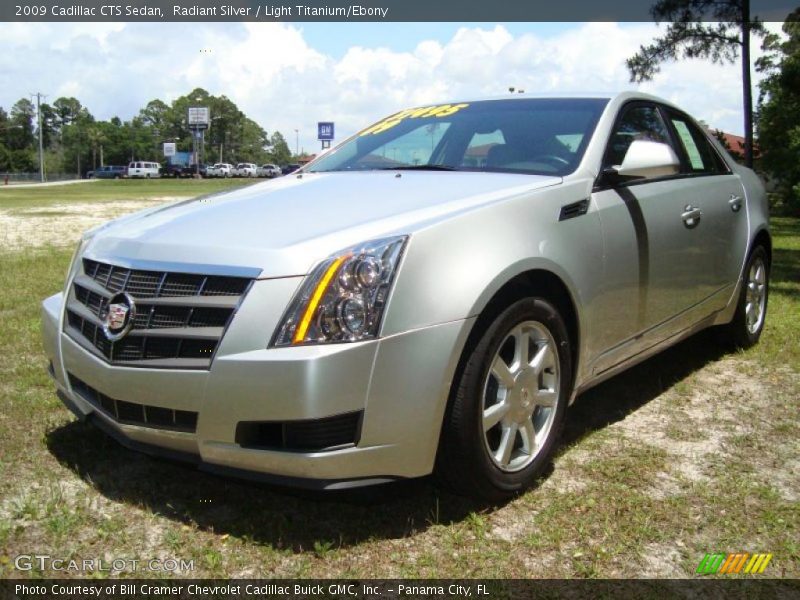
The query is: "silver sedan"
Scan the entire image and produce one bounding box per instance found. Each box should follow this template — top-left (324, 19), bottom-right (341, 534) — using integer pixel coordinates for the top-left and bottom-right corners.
top-left (42, 92), bottom-right (770, 500)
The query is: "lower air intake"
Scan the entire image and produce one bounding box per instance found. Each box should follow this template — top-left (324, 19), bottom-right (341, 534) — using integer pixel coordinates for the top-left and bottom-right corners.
top-left (69, 374), bottom-right (198, 433)
top-left (235, 411), bottom-right (362, 452)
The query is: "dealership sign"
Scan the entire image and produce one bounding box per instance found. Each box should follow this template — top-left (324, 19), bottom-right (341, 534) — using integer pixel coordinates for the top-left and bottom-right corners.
top-left (187, 107), bottom-right (210, 129)
top-left (317, 122), bottom-right (334, 141)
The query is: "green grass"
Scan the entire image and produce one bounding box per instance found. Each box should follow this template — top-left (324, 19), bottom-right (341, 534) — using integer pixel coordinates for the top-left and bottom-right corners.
top-left (0, 213), bottom-right (797, 579)
top-left (0, 179), bottom-right (254, 210)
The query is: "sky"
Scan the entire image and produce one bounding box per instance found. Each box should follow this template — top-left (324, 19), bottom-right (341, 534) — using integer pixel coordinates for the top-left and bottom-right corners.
top-left (0, 21), bottom-right (784, 154)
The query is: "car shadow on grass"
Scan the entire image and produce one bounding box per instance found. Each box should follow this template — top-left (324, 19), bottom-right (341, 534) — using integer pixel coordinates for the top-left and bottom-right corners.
top-left (46, 422), bottom-right (486, 552)
top-left (562, 329), bottom-right (730, 447)
top-left (46, 329), bottom-right (731, 553)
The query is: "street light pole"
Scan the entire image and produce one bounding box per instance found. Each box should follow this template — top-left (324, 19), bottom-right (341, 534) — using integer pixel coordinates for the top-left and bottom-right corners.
top-left (294, 129), bottom-right (299, 158)
top-left (32, 92), bottom-right (46, 182)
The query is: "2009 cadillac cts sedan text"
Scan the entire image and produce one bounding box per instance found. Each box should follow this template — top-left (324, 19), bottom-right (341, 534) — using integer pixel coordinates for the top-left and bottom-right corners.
top-left (42, 92), bottom-right (770, 500)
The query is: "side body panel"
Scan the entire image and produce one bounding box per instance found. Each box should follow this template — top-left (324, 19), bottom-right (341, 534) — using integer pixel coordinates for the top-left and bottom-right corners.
top-left (382, 178), bottom-right (607, 389)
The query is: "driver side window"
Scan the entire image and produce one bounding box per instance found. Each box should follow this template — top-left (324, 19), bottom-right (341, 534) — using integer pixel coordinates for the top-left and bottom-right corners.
top-left (604, 104), bottom-right (671, 180)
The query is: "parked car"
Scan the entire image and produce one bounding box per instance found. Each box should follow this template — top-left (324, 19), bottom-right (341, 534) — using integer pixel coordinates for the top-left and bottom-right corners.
top-left (234, 163), bottom-right (258, 177)
top-left (206, 163), bottom-right (232, 178)
top-left (127, 161), bottom-right (161, 178)
top-left (161, 163), bottom-right (184, 178)
top-left (42, 93), bottom-right (770, 500)
top-left (256, 164), bottom-right (281, 178)
top-left (94, 165), bottom-right (128, 180)
top-left (181, 164), bottom-right (208, 178)
top-left (281, 163), bottom-right (300, 175)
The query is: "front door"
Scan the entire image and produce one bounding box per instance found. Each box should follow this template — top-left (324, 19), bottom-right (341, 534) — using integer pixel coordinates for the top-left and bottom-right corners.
top-left (589, 102), bottom-right (727, 373)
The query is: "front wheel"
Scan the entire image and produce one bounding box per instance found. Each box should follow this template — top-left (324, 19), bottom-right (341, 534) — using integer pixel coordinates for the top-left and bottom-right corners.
top-left (436, 298), bottom-right (572, 502)
top-left (719, 245), bottom-right (769, 348)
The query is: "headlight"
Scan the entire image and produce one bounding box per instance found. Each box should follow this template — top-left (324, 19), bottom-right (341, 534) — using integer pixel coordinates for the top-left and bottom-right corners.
top-left (272, 235), bottom-right (408, 346)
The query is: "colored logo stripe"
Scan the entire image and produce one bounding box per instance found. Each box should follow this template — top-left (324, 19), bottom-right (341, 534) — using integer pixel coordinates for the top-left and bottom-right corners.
top-left (744, 553), bottom-right (773, 574)
top-left (697, 553), bottom-right (773, 575)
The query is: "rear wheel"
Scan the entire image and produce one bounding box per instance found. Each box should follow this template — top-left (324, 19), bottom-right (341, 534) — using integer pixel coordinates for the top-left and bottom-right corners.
top-left (720, 245), bottom-right (769, 348)
top-left (436, 298), bottom-right (572, 502)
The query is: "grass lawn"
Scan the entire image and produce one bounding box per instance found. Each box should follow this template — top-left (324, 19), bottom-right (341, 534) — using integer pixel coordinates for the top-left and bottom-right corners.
top-left (0, 179), bottom-right (259, 251)
top-left (0, 178), bottom-right (254, 211)
top-left (0, 206), bottom-right (797, 578)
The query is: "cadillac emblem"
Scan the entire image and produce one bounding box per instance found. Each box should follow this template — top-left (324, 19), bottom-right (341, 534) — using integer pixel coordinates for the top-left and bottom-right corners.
top-left (102, 292), bottom-right (136, 341)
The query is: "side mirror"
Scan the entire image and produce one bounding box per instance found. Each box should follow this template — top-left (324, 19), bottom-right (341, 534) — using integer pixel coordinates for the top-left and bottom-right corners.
top-left (615, 140), bottom-right (680, 179)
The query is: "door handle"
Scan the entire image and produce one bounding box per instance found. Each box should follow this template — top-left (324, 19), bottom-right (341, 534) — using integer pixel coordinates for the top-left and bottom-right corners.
top-left (729, 194), bottom-right (743, 212)
top-left (682, 205), bottom-right (702, 229)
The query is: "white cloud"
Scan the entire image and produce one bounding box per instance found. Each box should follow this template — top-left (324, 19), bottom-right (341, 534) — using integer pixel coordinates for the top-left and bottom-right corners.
top-left (0, 21), bottom-right (783, 152)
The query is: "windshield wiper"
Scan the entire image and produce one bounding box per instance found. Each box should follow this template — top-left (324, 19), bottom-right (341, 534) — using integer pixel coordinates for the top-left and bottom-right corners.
top-left (379, 164), bottom-right (460, 171)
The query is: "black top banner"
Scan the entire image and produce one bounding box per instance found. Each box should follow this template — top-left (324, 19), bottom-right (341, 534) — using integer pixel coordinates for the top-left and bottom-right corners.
top-left (2, 0), bottom-right (797, 22)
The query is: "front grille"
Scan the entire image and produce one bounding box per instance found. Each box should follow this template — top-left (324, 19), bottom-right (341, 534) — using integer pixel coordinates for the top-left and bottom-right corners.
top-left (64, 258), bottom-right (254, 369)
top-left (235, 411), bottom-right (362, 452)
top-left (69, 374), bottom-right (198, 433)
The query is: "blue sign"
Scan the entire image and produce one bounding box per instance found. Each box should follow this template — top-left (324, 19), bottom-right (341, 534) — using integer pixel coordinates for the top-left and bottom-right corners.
top-left (317, 122), bottom-right (335, 141)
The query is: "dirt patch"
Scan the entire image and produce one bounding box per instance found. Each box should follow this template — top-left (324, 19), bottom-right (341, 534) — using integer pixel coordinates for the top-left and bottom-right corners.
top-left (612, 358), bottom-right (798, 504)
top-left (0, 198), bottom-right (183, 251)
top-left (639, 541), bottom-right (685, 578)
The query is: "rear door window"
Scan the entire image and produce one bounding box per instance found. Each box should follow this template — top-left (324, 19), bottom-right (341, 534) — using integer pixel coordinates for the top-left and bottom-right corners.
top-left (663, 110), bottom-right (729, 175)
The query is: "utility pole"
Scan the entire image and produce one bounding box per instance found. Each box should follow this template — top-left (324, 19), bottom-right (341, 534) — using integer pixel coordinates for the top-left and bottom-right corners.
top-left (294, 129), bottom-right (299, 158)
top-left (32, 92), bottom-right (46, 182)
top-left (741, 0), bottom-right (754, 168)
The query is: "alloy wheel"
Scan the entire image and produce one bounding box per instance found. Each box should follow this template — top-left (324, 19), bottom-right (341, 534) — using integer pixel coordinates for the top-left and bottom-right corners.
top-left (481, 320), bottom-right (560, 472)
top-left (745, 256), bottom-right (767, 334)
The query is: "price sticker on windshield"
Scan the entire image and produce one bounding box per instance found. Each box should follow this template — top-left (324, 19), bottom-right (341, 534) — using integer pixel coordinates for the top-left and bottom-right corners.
top-left (359, 103), bottom-right (470, 136)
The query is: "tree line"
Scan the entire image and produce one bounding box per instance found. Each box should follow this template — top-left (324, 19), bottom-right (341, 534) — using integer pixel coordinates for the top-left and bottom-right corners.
top-left (627, 2), bottom-right (800, 214)
top-left (0, 87), bottom-right (293, 176)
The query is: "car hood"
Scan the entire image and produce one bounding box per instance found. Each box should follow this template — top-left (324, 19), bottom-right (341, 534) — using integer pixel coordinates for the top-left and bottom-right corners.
top-left (85, 171), bottom-right (560, 278)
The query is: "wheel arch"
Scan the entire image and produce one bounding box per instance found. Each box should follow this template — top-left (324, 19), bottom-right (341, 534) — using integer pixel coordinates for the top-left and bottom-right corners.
top-left (751, 226), bottom-right (772, 266)
top-left (433, 267), bottom-right (581, 487)
top-left (443, 267), bottom-right (582, 424)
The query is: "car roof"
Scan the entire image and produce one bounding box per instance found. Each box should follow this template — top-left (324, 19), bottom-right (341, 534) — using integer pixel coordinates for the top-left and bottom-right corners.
top-left (424, 91), bottom-right (683, 111)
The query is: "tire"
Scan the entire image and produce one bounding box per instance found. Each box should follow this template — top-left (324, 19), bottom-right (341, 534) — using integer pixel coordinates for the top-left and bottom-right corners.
top-left (719, 245), bottom-right (769, 349)
top-left (436, 297), bottom-right (572, 502)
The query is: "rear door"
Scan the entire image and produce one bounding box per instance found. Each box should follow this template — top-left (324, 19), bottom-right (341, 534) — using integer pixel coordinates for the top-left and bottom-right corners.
top-left (661, 108), bottom-right (748, 311)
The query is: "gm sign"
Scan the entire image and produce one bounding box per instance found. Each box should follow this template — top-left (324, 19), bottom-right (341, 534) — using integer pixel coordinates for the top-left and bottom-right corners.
top-left (317, 122), bottom-right (335, 141)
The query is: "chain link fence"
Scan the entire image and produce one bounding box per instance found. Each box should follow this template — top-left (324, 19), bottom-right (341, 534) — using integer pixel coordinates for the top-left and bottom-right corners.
top-left (1, 172), bottom-right (81, 184)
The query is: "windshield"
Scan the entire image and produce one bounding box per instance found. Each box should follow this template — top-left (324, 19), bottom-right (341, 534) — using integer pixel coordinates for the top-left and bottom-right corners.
top-left (306, 98), bottom-right (608, 176)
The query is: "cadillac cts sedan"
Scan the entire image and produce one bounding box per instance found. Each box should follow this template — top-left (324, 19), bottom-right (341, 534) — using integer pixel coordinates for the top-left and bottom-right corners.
top-left (42, 92), bottom-right (770, 500)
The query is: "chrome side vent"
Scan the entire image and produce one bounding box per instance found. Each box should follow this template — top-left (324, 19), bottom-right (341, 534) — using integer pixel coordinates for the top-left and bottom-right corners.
top-left (559, 199), bottom-right (590, 221)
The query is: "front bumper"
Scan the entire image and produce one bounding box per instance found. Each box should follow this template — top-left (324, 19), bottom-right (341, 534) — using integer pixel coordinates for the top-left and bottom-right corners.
top-left (42, 285), bottom-right (472, 489)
